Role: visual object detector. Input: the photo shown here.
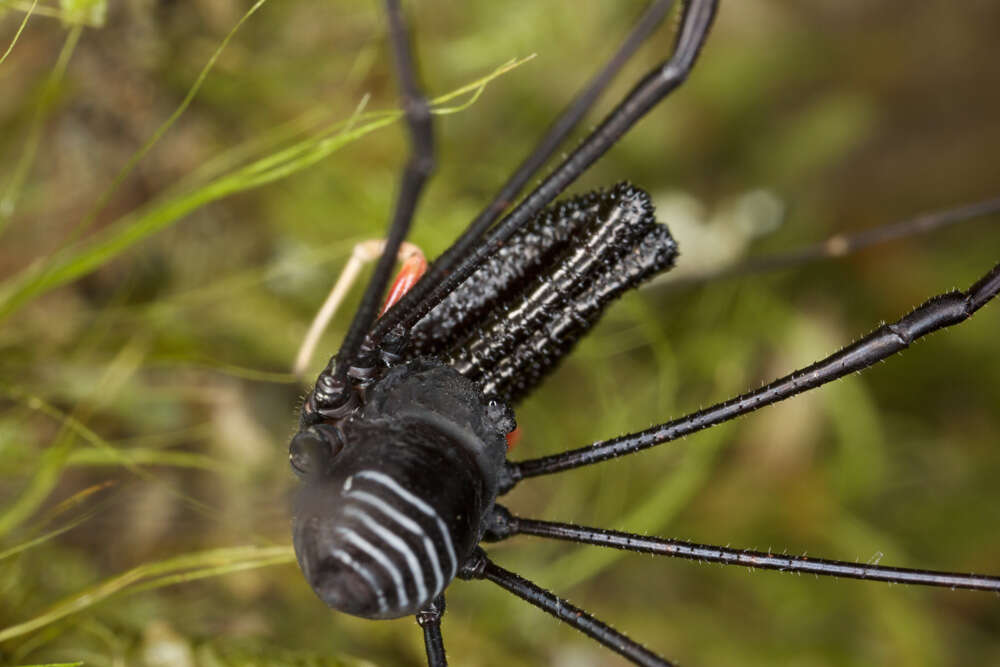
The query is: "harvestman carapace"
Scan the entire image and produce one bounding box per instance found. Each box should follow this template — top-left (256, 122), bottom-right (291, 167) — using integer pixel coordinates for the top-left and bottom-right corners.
top-left (287, 1), bottom-right (1000, 664)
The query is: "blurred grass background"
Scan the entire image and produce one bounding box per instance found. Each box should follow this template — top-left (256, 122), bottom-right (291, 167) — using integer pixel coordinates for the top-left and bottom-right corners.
top-left (1, 1), bottom-right (999, 665)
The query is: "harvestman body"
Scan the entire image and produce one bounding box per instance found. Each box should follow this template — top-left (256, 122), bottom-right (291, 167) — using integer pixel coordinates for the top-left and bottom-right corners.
top-left (287, 1), bottom-right (1000, 664)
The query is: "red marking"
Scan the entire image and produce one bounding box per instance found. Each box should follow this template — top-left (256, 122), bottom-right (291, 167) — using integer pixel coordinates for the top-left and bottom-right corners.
top-left (380, 253), bottom-right (428, 316)
top-left (505, 425), bottom-right (522, 450)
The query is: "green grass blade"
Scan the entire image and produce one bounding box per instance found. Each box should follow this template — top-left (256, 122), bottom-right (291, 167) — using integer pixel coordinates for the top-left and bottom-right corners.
top-left (64, 447), bottom-right (228, 472)
top-left (0, 387), bottom-right (230, 537)
top-left (0, 511), bottom-right (96, 561)
top-left (0, 55), bottom-right (533, 323)
top-left (0, 545), bottom-right (295, 643)
top-left (0, 22), bottom-right (81, 230)
top-left (69, 0), bottom-right (270, 244)
top-left (0, 430), bottom-right (75, 540)
top-left (0, 0), bottom-right (37, 65)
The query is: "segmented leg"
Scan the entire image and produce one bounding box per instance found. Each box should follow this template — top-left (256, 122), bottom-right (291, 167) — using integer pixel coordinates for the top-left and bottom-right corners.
top-left (459, 549), bottom-right (675, 667)
top-left (306, 0), bottom-right (435, 417)
top-left (408, 190), bottom-right (610, 358)
top-left (504, 261), bottom-right (1000, 485)
top-left (372, 0), bottom-right (718, 344)
top-left (417, 595), bottom-right (447, 667)
top-left (485, 506), bottom-right (1000, 592)
top-left (443, 184), bottom-right (676, 404)
top-left (384, 0), bottom-right (679, 336)
top-left (666, 196), bottom-right (1000, 289)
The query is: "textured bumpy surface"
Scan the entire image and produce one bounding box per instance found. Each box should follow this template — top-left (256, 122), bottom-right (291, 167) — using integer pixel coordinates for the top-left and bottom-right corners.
top-left (409, 189), bottom-right (608, 356)
top-left (412, 183), bottom-right (677, 404)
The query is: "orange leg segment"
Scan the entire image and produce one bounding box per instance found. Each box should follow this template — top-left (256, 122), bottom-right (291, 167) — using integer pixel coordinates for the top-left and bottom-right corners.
top-left (380, 252), bottom-right (428, 316)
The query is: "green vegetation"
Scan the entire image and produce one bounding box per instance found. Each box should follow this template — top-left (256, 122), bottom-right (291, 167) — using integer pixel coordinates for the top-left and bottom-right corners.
top-left (1, 1), bottom-right (998, 665)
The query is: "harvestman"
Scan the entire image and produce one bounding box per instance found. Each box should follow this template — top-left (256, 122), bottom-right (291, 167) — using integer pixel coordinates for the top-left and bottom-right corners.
top-left (287, 1), bottom-right (1000, 665)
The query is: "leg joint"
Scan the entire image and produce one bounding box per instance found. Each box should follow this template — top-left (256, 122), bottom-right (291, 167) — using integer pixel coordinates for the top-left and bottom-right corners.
top-left (893, 291), bottom-right (969, 342)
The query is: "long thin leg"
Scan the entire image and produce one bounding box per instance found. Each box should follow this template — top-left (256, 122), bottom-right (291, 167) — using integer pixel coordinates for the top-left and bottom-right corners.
top-left (459, 548), bottom-right (675, 667)
top-left (372, 0), bottom-right (718, 344)
top-left (664, 195), bottom-right (1000, 289)
top-left (486, 508), bottom-right (1000, 592)
top-left (382, 0), bottom-right (677, 332)
top-left (416, 595), bottom-right (447, 667)
top-left (504, 261), bottom-right (1000, 485)
top-left (317, 0), bottom-right (435, 406)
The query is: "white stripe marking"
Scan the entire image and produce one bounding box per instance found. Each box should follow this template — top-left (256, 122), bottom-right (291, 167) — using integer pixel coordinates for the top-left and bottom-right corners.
top-left (348, 489), bottom-right (445, 596)
top-left (355, 470), bottom-right (458, 578)
top-left (344, 505), bottom-right (429, 605)
top-left (335, 526), bottom-right (408, 609)
top-left (329, 548), bottom-right (388, 614)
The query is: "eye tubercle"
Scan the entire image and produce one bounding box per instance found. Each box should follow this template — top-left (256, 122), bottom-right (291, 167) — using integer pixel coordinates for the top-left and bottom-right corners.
top-left (289, 424), bottom-right (344, 479)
